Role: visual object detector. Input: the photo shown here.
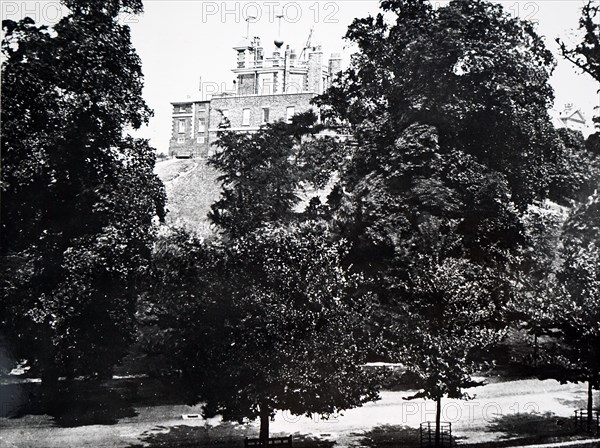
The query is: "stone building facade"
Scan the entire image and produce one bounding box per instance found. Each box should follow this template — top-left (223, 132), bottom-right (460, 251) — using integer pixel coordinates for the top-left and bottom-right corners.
top-left (169, 36), bottom-right (342, 158)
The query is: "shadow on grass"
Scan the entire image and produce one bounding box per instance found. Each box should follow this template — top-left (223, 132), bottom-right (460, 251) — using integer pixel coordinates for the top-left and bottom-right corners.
top-left (126, 423), bottom-right (336, 448)
top-left (461, 412), bottom-right (584, 448)
top-left (350, 424), bottom-right (421, 448)
top-left (1, 379), bottom-right (138, 427)
top-left (0, 377), bottom-right (197, 427)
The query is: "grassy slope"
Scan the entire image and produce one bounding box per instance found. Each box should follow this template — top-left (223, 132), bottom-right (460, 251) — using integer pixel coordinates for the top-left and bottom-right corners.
top-left (155, 159), bottom-right (222, 237)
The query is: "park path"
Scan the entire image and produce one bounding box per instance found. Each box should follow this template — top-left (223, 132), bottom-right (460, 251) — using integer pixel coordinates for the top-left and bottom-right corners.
top-left (1, 378), bottom-right (598, 448)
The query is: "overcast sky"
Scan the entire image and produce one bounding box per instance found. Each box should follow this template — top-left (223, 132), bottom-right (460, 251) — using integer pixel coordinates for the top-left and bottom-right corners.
top-left (3, 1), bottom-right (599, 152)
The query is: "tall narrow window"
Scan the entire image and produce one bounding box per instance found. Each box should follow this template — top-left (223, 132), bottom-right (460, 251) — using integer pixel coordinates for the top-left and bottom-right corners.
top-left (178, 119), bottom-right (186, 133)
top-left (242, 108), bottom-right (251, 126)
top-left (262, 107), bottom-right (270, 124)
top-left (286, 106), bottom-right (295, 123)
top-left (198, 118), bottom-right (206, 133)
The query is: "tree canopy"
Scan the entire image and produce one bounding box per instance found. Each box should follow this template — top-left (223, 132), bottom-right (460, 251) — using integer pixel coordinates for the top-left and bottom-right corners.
top-left (208, 111), bottom-right (342, 238)
top-left (316, 0), bottom-right (560, 208)
top-left (313, 0), bottom-right (571, 440)
top-left (1, 0), bottom-right (165, 380)
top-left (150, 223), bottom-right (379, 441)
top-left (557, 0), bottom-right (600, 85)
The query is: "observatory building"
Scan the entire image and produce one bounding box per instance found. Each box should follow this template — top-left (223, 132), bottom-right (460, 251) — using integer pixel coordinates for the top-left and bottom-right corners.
top-left (169, 35), bottom-right (342, 158)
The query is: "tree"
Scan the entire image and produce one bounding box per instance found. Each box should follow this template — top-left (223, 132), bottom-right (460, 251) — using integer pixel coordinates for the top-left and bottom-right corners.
top-left (208, 111), bottom-right (342, 238)
top-left (1, 0), bottom-right (165, 381)
top-left (324, 122), bottom-right (513, 444)
top-left (398, 256), bottom-right (506, 446)
top-left (146, 114), bottom-right (374, 443)
top-left (553, 194), bottom-right (600, 429)
top-left (557, 0), bottom-right (600, 84)
top-left (150, 223), bottom-right (379, 443)
top-left (313, 0), bottom-right (566, 441)
top-left (557, 0), bottom-right (600, 130)
top-left (548, 128), bottom-right (600, 206)
top-left (316, 0), bottom-right (560, 208)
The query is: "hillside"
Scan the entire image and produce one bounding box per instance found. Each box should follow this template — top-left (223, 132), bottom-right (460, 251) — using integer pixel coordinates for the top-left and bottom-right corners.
top-left (155, 159), bottom-right (222, 236)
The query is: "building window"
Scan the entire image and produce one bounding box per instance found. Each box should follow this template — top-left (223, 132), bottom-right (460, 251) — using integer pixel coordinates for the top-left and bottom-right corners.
top-left (262, 78), bottom-right (273, 95)
top-left (197, 136), bottom-right (206, 144)
top-left (237, 50), bottom-right (245, 68)
top-left (177, 137), bottom-right (185, 143)
top-left (178, 119), bottom-right (186, 133)
top-left (262, 107), bottom-right (270, 124)
top-left (242, 108), bottom-right (251, 126)
top-left (198, 118), bottom-right (206, 133)
top-left (286, 106), bottom-right (295, 123)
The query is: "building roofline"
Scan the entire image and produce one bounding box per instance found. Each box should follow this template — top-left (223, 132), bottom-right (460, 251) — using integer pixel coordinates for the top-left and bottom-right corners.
top-left (211, 92), bottom-right (318, 100)
top-left (171, 99), bottom-right (209, 105)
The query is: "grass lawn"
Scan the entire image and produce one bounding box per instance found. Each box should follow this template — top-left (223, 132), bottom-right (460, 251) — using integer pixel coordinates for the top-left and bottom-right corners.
top-left (154, 158), bottom-right (222, 237)
top-left (1, 378), bottom-right (598, 448)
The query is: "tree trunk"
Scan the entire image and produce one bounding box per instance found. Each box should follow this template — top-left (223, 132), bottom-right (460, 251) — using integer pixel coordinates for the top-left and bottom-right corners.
top-left (40, 363), bottom-right (60, 414)
top-left (259, 404), bottom-right (270, 447)
top-left (588, 380), bottom-right (593, 431)
top-left (435, 396), bottom-right (442, 447)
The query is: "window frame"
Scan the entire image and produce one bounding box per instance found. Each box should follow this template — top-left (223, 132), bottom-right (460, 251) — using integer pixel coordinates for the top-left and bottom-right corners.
top-left (242, 108), bottom-right (251, 126)
top-left (286, 106), bottom-right (295, 123)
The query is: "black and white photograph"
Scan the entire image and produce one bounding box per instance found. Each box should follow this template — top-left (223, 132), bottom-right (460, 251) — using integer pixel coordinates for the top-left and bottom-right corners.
top-left (1, 0), bottom-right (599, 447)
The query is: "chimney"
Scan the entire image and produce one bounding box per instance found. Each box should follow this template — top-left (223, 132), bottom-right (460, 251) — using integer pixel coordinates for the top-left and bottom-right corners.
top-left (307, 45), bottom-right (323, 94)
top-left (328, 52), bottom-right (342, 78)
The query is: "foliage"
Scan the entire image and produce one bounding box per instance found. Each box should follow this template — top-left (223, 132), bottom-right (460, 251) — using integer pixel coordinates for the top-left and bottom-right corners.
top-left (149, 223), bottom-right (380, 432)
top-left (557, 0), bottom-right (600, 130)
top-left (395, 256), bottom-right (507, 401)
top-left (547, 128), bottom-right (600, 206)
top-left (507, 194), bottom-right (600, 422)
top-left (553, 194), bottom-right (600, 388)
top-left (557, 0), bottom-right (600, 84)
top-left (208, 111), bottom-right (344, 238)
top-left (311, 1), bottom-right (569, 437)
top-left (315, 0), bottom-right (560, 209)
top-left (0, 0), bottom-right (165, 379)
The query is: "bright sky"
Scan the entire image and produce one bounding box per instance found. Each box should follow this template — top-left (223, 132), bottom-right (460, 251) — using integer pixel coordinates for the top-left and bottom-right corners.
top-left (3, 1), bottom-right (599, 152)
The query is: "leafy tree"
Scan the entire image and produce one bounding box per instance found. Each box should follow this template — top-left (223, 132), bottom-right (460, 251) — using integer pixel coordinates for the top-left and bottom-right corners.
top-left (553, 194), bottom-right (600, 429)
top-left (398, 256), bottom-right (507, 446)
top-left (1, 0), bottom-right (165, 381)
top-left (325, 122), bottom-right (513, 443)
top-left (208, 111), bottom-right (343, 238)
top-left (316, 0), bottom-right (560, 208)
top-left (150, 224), bottom-right (379, 443)
top-left (557, 0), bottom-right (600, 84)
top-left (548, 128), bottom-right (600, 206)
top-left (557, 0), bottom-right (599, 131)
top-left (145, 113), bottom-right (373, 443)
top-left (508, 194), bottom-right (600, 430)
top-left (313, 0), bottom-right (568, 440)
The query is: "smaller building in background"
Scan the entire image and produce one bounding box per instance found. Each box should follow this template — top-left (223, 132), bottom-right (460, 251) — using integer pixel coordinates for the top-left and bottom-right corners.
top-left (169, 35), bottom-right (342, 158)
top-left (553, 103), bottom-right (589, 134)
